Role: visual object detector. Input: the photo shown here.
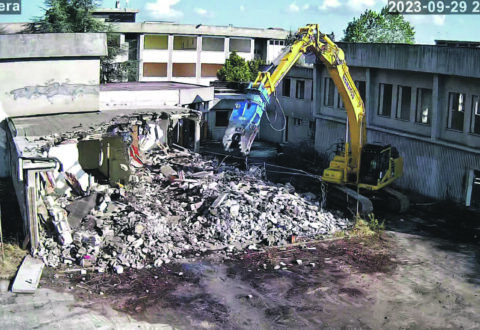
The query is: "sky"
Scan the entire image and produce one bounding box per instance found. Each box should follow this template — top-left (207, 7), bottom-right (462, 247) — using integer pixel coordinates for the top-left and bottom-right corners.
top-left (0, 0), bottom-right (479, 44)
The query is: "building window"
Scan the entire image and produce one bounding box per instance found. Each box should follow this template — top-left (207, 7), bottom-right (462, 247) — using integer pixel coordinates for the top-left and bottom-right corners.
top-left (472, 95), bottom-right (480, 135)
top-left (173, 36), bottom-right (197, 50)
top-left (378, 83), bottom-right (393, 117)
top-left (416, 88), bottom-right (432, 125)
top-left (215, 111), bottom-right (230, 127)
top-left (324, 77), bottom-right (335, 107)
top-left (282, 78), bottom-right (291, 97)
top-left (355, 80), bottom-right (366, 106)
top-left (143, 63), bottom-right (167, 77)
top-left (447, 92), bottom-right (465, 131)
top-left (230, 38), bottom-right (251, 52)
top-left (202, 37), bottom-right (224, 51)
top-left (396, 85), bottom-right (411, 121)
top-left (293, 118), bottom-right (303, 126)
top-left (296, 80), bottom-right (305, 99)
top-left (144, 35), bottom-right (168, 49)
top-left (172, 63), bottom-right (196, 77)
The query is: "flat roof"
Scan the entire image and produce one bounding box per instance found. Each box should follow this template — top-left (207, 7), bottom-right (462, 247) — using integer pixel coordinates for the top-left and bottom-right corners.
top-left (10, 107), bottom-right (194, 138)
top-left (100, 81), bottom-right (210, 92)
top-left (92, 8), bottom-right (139, 13)
top-left (111, 22), bottom-right (289, 39)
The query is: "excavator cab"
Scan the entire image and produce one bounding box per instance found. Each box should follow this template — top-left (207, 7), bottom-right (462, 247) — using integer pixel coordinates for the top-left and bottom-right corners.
top-left (359, 144), bottom-right (399, 187)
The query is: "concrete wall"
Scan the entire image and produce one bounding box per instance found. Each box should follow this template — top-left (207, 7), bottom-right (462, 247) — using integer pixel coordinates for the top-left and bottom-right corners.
top-left (338, 42), bottom-right (480, 78)
top-left (0, 33), bottom-right (107, 178)
top-left (99, 85), bottom-right (214, 111)
top-left (311, 43), bottom-right (480, 204)
top-left (0, 33), bottom-right (106, 59)
top-left (0, 33), bottom-right (107, 118)
top-left (0, 120), bottom-right (8, 177)
top-left (260, 66), bottom-right (314, 145)
top-left (0, 60), bottom-right (101, 117)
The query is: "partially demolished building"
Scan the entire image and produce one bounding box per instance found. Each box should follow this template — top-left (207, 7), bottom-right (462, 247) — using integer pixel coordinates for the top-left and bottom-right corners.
top-left (0, 33), bottom-right (347, 271)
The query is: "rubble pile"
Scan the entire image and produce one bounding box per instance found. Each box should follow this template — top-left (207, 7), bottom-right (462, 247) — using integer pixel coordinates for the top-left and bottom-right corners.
top-left (37, 146), bottom-right (350, 271)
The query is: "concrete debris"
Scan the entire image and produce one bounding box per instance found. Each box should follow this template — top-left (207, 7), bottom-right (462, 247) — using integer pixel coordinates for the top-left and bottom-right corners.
top-left (35, 142), bottom-right (350, 272)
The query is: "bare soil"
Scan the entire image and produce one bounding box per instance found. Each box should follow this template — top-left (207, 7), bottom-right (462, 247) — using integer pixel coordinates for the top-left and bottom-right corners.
top-left (34, 228), bottom-right (480, 329)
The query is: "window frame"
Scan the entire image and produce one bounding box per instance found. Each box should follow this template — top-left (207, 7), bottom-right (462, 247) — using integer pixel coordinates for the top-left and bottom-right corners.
top-left (447, 92), bottom-right (465, 131)
top-left (378, 83), bottom-right (393, 117)
top-left (471, 95), bottom-right (480, 135)
top-left (323, 77), bottom-right (335, 107)
top-left (396, 85), bottom-right (412, 121)
top-left (415, 88), bottom-right (432, 125)
top-left (296, 80), bottom-right (305, 99)
top-left (282, 78), bottom-right (291, 97)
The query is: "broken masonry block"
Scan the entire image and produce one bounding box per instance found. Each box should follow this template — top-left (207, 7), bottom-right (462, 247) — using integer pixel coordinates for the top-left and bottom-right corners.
top-left (160, 165), bottom-right (177, 177)
top-left (114, 265), bottom-right (124, 274)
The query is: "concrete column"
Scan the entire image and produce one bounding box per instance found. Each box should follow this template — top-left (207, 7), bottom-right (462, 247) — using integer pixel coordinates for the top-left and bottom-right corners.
top-left (464, 90), bottom-right (473, 134)
top-left (313, 65), bottom-right (323, 116)
top-left (224, 37), bottom-right (230, 58)
top-left (250, 39), bottom-right (254, 59)
top-left (194, 120), bottom-right (201, 152)
top-left (365, 68), bottom-right (371, 123)
top-left (410, 85), bottom-right (417, 123)
top-left (196, 36), bottom-right (202, 84)
top-left (390, 83), bottom-right (397, 119)
top-left (168, 35), bottom-right (174, 80)
top-left (431, 74), bottom-right (440, 141)
top-left (138, 34), bottom-right (145, 81)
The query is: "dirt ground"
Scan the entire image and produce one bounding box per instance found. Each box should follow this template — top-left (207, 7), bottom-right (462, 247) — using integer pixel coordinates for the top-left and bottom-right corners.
top-left (1, 223), bottom-right (479, 330)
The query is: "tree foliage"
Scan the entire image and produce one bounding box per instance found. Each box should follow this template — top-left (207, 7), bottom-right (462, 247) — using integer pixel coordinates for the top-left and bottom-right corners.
top-left (343, 6), bottom-right (415, 44)
top-left (217, 51), bottom-right (264, 82)
top-left (24, 0), bottom-right (137, 83)
top-left (26, 0), bottom-right (107, 33)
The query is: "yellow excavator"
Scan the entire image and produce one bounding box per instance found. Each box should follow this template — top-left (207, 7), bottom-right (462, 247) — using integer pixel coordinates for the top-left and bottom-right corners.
top-left (223, 24), bottom-right (408, 214)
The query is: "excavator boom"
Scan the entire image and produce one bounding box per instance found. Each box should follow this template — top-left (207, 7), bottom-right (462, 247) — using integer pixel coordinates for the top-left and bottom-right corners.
top-left (222, 24), bottom-right (407, 213)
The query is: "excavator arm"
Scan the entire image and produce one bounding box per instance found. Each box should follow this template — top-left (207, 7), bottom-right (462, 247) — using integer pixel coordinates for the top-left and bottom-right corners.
top-left (223, 24), bottom-right (365, 170)
top-left (223, 24), bottom-right (406, 213)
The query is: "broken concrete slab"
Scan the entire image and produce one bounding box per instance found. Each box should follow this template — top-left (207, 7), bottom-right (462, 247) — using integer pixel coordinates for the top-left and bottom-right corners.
top-left (12, 255), bottom-right (44, 293)
top-left (65, 192), bottom-right (97, 229)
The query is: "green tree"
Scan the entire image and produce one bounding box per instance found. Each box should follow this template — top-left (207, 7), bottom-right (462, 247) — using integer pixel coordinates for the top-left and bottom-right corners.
top-left (217, 51), bottom-right (251, 82)
top-left (217, 52), bottom-right (265, 82)
top-left (247, 57), bottom-right (264, 81)
top-left (343, 6), bottom-right (415, 44)
top-left (26, 0), bottom-right (106, 33)
top-left (25, 0), bottom-right (138, 83)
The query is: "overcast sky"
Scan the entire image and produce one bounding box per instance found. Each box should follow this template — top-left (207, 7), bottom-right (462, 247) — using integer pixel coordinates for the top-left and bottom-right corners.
top-left (1, 0), bottom-right (479, 44)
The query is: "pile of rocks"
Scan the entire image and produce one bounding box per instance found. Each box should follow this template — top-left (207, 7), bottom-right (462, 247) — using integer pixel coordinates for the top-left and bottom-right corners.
top-left (37, 147), bottom-right (351, 271)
